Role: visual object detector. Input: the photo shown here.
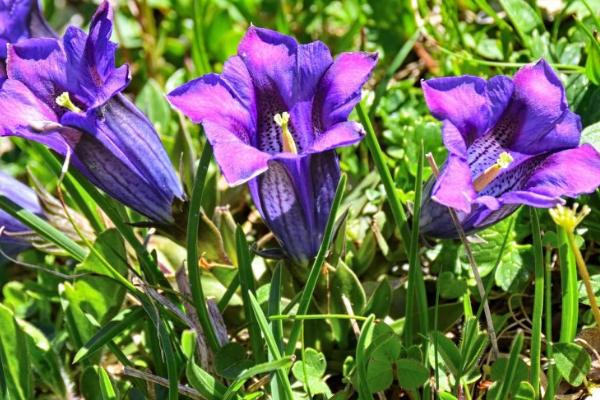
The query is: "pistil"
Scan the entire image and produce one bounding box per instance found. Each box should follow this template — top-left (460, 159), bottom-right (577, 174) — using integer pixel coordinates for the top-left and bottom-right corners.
top-left (274, 112), bottom-right (297, 154)
top-left (472, 151), bottom-right (513, 192)
top-left (56, 92), bottom-right (81, 113)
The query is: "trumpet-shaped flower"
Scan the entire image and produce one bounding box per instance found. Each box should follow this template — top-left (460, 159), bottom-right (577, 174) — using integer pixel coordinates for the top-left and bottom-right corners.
top-left (0, 2), bottom-right (184, 225)
top-left (168, 26), bottom-right (377, 263)
top-left (0, 171), bottom-right (42, 257)
top-left (420, 59), bottom-right (600, 238)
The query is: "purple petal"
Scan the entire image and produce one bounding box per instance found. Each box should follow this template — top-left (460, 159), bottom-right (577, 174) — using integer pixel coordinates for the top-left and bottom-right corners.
top-left (422, 75), bottom-right (514, 145)
top-left (63, 2), bottom-right (130, 108)
top-left (249, 151), bottom-right (340, 262)
top-left (314, 52), bottom-right (378, 130)
top-left (27, 0), bottom-right (56, 38)
top-left (0, 79), bottom-right (71, 154)
top-left (61, 95), bottom-right (184, 222)
top-left (6, 38), bottom-right (69, 107)
top-left (167, 73), bottom-right (269, 185)
top-left (237, 26), bottom-right (333, 152)
top-left (0, 0), bottom-right (31, 58)
top-left (308, 121), bottom-right (365, 153)
top-left (431, 153), bottom-right (477, 213)
top-left (499, 144), bottom-right (600, 207)
top-left (493, 59), bottom-right (579, 155)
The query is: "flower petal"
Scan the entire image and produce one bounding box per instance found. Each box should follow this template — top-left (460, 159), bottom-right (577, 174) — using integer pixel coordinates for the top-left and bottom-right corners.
top-left (431, 153), bottom-right (477, 213)
top-left (62, 2), bottom-right (130, 108)
top-left (422, 75), bottom-right (514, 144)
top-left (167, 74), bottom-right (270, 185)
top-left (62, 95), bottom-right (184, 212)
top-left (314, 52), bottom-right (377, 130)
top-left (506, 59), bottom-right (579, 153)
top-left (499, 144), bottom-right (600, 207)
top-left (308, 121), bottom-right (365, 153)
top-left (237, 26), bottom-right (333, 152)
top-left (6, 38), bottom-right (68, 107)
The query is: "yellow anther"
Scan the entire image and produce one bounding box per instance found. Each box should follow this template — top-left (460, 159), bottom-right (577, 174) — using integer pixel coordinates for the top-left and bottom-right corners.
top-left (56, 92), bottom-right (81, 113)
top-left (473, 151), bottom-right (514, 192)
top-left (549, 203), bottom-right (591, 233)
top-left (274, 112), bottom-right (297, 154)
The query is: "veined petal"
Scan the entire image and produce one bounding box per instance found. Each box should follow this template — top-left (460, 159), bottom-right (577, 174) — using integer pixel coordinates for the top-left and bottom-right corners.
top-left (314, 51), bottom-right (378, 130)
top-left (308, 121), bottom-right (365, 153)
top-left (431, 153), bottom-right (477, 213)
top-left (63, 1), bottom-right (130, 108)
top-left (237, 26), bottom-right (333, 152)
top-left (499, 144), bottom-right (600, 207)
top-left (422, 75), bottom-right (514, 145)
top-left (61, 95), bottom-right (184, 220)
top-left (6, 38), bottom-right (69, 107)
top-left (250, 151), bottom-right (340, 263)
top-left (27, 0), bottom-right (55, 38)
top-left (505, 59), bottom-right (578, 153)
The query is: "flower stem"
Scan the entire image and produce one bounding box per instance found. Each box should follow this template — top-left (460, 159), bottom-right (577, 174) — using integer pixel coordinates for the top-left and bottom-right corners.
top-left (566, 231), bottom-right (600, 328)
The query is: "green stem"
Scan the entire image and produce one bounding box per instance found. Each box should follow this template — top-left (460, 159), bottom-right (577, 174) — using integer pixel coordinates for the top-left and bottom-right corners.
top-left (530, 208), bottom-right (544, 399)
top-left (356, 102), bottom-right (411, 248)
top-left (186, 145), bottom-right (221, 353)
top-left (544, 247), bottom-right (555, 400)
top-left (566, 231), bottom-right (600, 328)
top-left (0, 195), bottom-right (87, 261)
top-left (557, 226), bottom-right (578, 343)
top-left (284, 175), bottom-right (347, 356)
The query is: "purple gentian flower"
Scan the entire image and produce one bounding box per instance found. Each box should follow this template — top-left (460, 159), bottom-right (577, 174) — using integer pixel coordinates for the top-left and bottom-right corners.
top-left (0, 171), bottom-right (42, 257)
top-left (0, 2), bottom-right (184, 225)
top-left (419, 59), bottom-right (600, 238)
top-left (168, 26), bottom-right (377, 263)
top-left (0, 0), bottom-right (55, 78)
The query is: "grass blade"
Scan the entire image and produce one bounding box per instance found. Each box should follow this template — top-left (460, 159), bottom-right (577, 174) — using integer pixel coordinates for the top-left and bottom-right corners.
top-left (186, 144), bottom-right (221, 353)
top-left (496, 331), bottom-right (524, 400)
top-left (97, 368), bottom-right (117, 400)
top-left (0, 195), bottom-right (87, 261)
top-left (236, 225), bottom-right (264, 363)
top-left (285, 174), bottom-right (347, 356)
top-left (356, 314), bottom-right (376, 400)
top-left (74, 307), bottom-right (144, 364)
top-left (529, 208), bottom-right (544, 397)
top-left (248, 292), bottom-right (294, 400)
top-left (223, 357), bottom-right (294, 400)
top-left (404, 141), bottom-right (428, 345)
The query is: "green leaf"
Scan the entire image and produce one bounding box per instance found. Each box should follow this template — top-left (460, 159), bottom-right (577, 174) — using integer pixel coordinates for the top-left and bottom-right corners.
top-left (514, 381), bottom-right (535, 400)
top-left (292, 348), bottom-right (332, 397)
top-left (364, 277), bottom-right (392, 318)
top-left (330, 261), bottom-right (367, 345)
top-left (0, 304), bottom-right (31, 400)
top-left (553, 342), bottom-right (591, 386)
top-left (429, 331), bottom-right (462, 379)
top-left (187, 357), bottom-right (228, 400)
top-left (215, 342), bottom-right (253, 380)
top-left (224, 357), bottom-right (294, 400)
top-left (395, 359), bottom-right (429, 390)
top-left (135, 79), bottom-right (172, 135)
top-left (364, 324), bottom-right (401, 393)
top-left (97, 367), bottom-right (117, 400)
top-left (581, 121), bottom-right (600, 153)
top-left (356, 315), bottom-right (376, 400)
top-left (498, 0), bottom-right (543, 47)
top-left (74, 307), bottom-right (144, 364)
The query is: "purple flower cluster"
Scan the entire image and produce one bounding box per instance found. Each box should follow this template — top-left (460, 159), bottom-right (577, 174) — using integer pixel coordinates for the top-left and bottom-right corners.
top-left (0, 2), bottom-right (184, 226)
top-left (1, 0), bottom-right (599, 263)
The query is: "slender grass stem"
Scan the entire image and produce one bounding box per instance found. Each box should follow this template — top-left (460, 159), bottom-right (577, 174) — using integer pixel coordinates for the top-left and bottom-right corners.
top-left (186, 144), bottom-right (221, 353)
top-left (557, 226), bottom-right (578, 343)
top-left (426, 153), bottom-right (499, 359)
top-left (544, 247), bottom-right (555, 400)
top-left (530, 208), bottom-right (544, 399)
top-left (566, 231), bottom-right (600, 327)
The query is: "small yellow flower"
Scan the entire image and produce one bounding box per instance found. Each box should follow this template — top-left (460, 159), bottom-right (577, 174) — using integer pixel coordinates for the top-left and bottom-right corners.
top-left (549, 203), bottom-right (591, 233)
